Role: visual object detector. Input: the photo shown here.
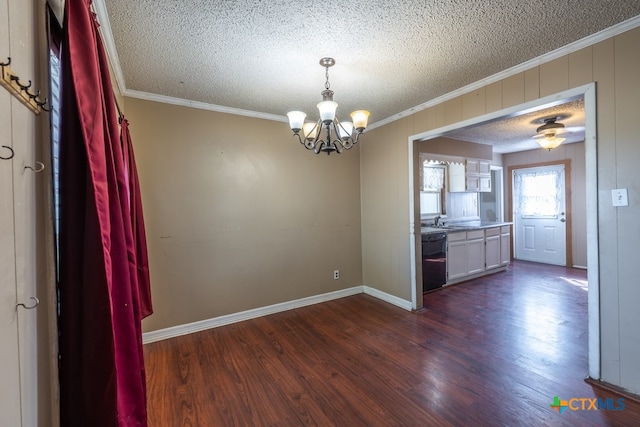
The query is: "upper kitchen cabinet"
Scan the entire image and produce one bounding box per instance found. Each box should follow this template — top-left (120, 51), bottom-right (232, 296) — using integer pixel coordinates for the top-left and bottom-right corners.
top-left (466, 158), bottom-right (491, 192)
top-left (449, 158), bottom-right (491, 192)
top-left (448, 162), bottom-right (465, 193)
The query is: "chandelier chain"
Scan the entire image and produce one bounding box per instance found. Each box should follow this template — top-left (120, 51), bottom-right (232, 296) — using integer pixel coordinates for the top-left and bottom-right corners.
top-left (325, 66), bottom-right (330, 90)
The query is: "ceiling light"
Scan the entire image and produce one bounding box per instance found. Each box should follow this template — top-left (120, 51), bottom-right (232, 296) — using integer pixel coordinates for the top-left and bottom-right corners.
top-left (537, 134), bottom-right (566, 151)
top-left (534, 117), bottom-right (566, 150)
top-left (287, 58), bottom-right (370, 155)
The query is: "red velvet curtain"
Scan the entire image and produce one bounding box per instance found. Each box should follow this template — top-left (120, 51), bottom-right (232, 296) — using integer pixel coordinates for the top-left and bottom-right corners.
top-left (58, 0), bottom-right (152, 426)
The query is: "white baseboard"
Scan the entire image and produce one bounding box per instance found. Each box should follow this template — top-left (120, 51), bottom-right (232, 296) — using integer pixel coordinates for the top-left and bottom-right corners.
top-left (363, 286), bottom-right (413, 311)
top-left (142, 286), bottom-right (364, 344)
top-left (142, 285), bottom-right (414, 344)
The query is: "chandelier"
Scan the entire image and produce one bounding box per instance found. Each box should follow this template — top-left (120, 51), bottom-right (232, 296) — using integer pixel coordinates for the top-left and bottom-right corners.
top-left (287, 58), bottom-right (370, 155)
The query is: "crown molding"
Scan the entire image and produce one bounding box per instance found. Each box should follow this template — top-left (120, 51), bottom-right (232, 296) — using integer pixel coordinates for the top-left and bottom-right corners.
top-left (367, 14), bottom-right (640, 131)
top-left (93, 0), bottom-right (127, 96)
top-left (93, 1), bottom-right (640, 128)
top-left (125, 89), bottom-right (288, 122)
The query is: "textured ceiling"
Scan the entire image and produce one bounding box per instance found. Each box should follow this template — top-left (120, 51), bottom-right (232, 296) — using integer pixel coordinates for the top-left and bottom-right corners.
top-left (442, 98), bottom-right (586, 153)
top-left (100, 0), bottom-right (639, 135)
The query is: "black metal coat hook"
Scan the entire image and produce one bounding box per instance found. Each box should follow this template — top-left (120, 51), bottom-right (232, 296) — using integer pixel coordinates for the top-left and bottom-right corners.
top-left (24, 161), bottom-right (45, 173)
top-left (0, 57), bottom-right (10, 66)
top-left (10, 75), bottom-right (32, 91)
top-left (37, 97), bottom-right (52, 112)
top-left (0, 145), bottom-right (14, 160)
top-left (16, 297), bottom-right (39, 310)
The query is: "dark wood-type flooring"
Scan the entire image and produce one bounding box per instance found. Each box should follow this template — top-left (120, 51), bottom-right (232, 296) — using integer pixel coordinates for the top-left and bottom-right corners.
top-left (144, 260), bottom-right (640, 426)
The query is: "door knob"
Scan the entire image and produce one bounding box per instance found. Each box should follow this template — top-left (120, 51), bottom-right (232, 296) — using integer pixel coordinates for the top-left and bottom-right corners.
top-left (560, 218), bottom-right (566, 222)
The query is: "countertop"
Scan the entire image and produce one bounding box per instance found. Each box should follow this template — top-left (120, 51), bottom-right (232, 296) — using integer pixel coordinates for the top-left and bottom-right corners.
top-left (421, 221), bottom-right (513, 235)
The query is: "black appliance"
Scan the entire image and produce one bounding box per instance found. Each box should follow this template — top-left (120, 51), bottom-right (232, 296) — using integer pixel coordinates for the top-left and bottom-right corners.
top-left (422, 232), bottom-right (447, 292)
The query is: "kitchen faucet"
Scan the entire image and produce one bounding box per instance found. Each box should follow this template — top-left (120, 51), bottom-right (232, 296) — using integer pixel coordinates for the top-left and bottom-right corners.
top-left (433, 215), bottom-right (441, 227)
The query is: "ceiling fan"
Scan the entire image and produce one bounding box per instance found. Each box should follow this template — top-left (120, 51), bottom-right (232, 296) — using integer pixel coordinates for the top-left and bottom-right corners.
top-left (532, 116), bottom-right (584, 150)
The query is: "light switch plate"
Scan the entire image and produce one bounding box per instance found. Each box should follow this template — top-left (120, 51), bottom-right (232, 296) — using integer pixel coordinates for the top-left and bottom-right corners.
top-left (611, 188), bottom-right (629, 207)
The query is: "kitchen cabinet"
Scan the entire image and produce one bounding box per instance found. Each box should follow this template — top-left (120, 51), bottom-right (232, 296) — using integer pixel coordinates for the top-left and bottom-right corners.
top-left (446, 230), bottom-right (485, 281)
top-left (485, 227), bottom-right (501, 270)
top-left (445, 225), bottom-right (510, 285)
top-left (466, 158), bottom-right (492, 192)
top-left (448, 163), bottom-right (466, 193)
top-left (500, 225), bottom-right (511, 266)
top-left (466, 159), bottom-right (491, 174)
top-left (446, 232), bottom-right (468, 281)
top-left (449, 159), bottom-right (491, 192)
top-left (466, 229), bottom-right (485, 274)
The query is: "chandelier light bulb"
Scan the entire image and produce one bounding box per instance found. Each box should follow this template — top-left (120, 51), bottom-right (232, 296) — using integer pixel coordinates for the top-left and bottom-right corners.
top-left (317, 100), bottom-right (338, 123)
top-left (350, 110), bottom-right (370, 131)
top-left (287, 111), bottom-right (306, 131)
top-left (338, 121), bottom-right (354, 139)
top-left (302, 122), bottom-right (319, 140)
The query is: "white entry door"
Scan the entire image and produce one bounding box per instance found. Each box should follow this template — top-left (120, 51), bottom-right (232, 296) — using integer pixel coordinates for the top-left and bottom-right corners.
top-left (513, 165), bottom-right (567, 266)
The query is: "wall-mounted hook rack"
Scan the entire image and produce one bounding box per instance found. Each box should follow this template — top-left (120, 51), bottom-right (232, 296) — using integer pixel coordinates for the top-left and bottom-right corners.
top-left (0, 145), bottom-right (14, 160)
top-left (0, 56), bottom-right (51, 114)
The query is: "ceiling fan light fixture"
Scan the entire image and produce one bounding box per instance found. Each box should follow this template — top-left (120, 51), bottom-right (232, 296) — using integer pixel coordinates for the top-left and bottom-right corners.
top-left (533, 116), bottom-right (568, 150)
top-left (536, 117), bottom-right (565, 135)
top-left (537, 134), bottom-right (565, 151)
top-left (287, 58), bottom-right (370, 155)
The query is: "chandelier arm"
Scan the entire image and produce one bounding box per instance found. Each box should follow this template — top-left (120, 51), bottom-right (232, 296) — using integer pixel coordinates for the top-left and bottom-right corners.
top-left (330, 119), bottom-right (365, 151)
top-left (292, 132), bottom-right (305, 146)
top-left (306, 120), bottom-right (322, 150)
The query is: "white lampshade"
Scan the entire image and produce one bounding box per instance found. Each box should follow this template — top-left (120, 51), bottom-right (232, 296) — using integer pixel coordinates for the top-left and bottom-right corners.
top-left (537, 136), bottom-right (565, 150)
top-left (317, 100), bottom-right (338, 122)
top-left (338, 121), bottom-right (353, 139)
top-left (287, 111), bottom-right (306, 131)
top-left (350, 110), bottom-right (370, 130)
top-left (302, 122), bottom-right (319, 140)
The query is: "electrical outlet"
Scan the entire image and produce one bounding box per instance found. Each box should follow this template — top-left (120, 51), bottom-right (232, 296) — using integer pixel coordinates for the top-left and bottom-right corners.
top-left (333, 270), bottom-right (340, 280)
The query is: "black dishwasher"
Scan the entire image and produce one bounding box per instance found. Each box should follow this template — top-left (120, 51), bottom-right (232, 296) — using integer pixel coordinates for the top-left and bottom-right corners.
top-left (422, 233), bottom-right (447, 292)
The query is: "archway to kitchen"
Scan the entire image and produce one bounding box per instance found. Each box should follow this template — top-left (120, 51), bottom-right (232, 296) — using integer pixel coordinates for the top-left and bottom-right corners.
top-left (406, 83), bottom-right (599, 379)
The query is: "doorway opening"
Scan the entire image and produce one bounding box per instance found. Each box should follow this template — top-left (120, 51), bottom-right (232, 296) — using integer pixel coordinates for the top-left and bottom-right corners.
top-left (407, 83), bottom-right (599, 379)
top-left (479, 166), bottom-right (504, 223)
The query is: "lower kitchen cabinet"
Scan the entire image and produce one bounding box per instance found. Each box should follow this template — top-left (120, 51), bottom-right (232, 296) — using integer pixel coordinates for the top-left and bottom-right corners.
top-left (446, 225), bottom-right (510, 285)
top-left (446, 232), bottom-right (468, 281)
top-left (466, 230), bottom-right (485, 275)
top-left (500, 226), bottom-right (511, 265)
top-left (485, 227), bottom-right (501, 270)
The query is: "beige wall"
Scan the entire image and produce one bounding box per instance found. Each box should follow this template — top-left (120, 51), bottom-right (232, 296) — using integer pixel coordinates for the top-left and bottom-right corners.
top-left (124, 99), bottom-right (363, 332)
top-left (502, 142), bottom-right (587, 267)
top-left (361, 27), bottom-right (640, 394)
